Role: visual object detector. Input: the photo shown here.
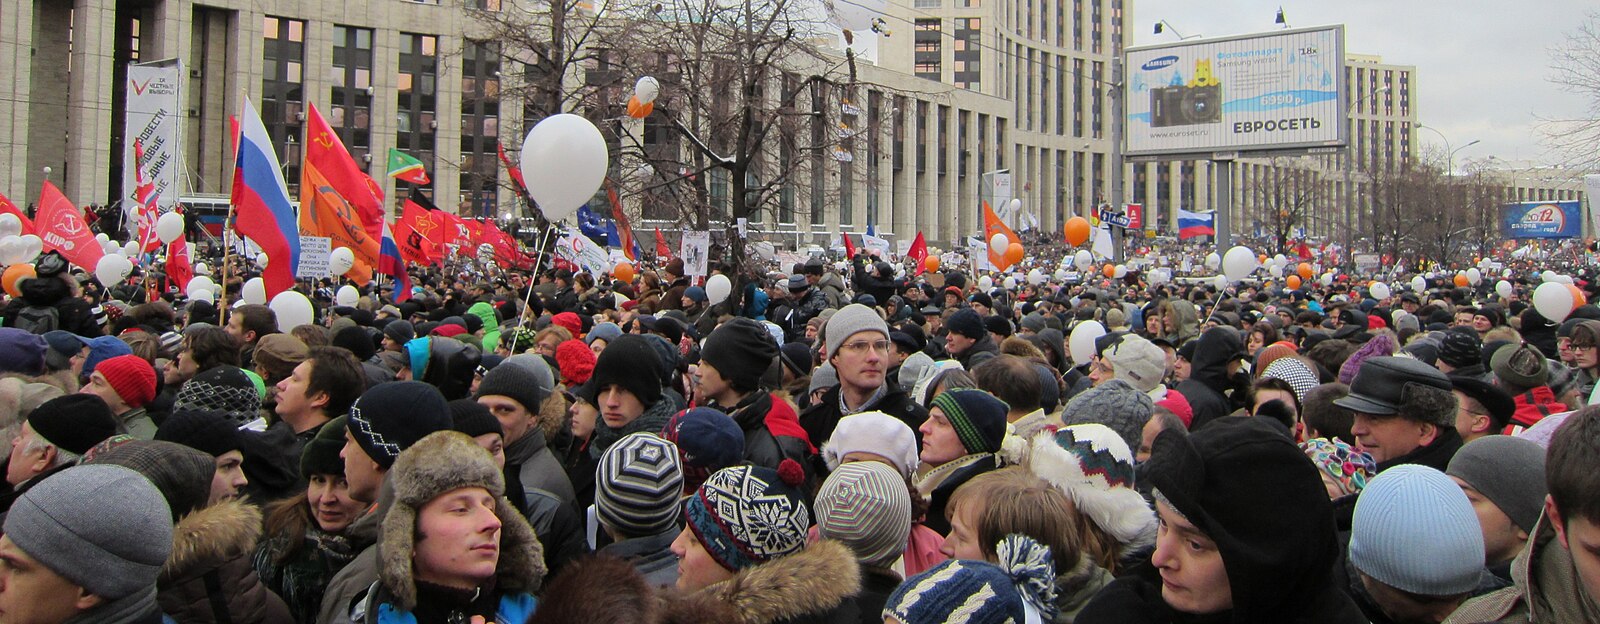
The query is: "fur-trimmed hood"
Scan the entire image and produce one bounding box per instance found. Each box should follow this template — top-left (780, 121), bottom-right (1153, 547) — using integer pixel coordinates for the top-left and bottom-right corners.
top-left (528, 555), bottom-right (743, 624)
top-left (161, 500), bottom-right (264, 582)
top-left (696, 539), bottom-right (862, 624)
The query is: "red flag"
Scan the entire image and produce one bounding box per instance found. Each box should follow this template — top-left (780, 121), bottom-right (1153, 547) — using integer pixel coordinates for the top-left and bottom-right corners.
top-left (497, 142), bottom-right (530, 200)
top-left (841, 231), bottom-right (857, 259)
top-left (303, 103), bottom-right (385, 242)
top-left (461, 219), bottom-right (488, 248)
top-left (482, 221), bottom-right (521, 266)
top-left (229, 115), bottom-right (241, 158)
top-left (397, 200), bottom-right (446, 265)
top-left (166, 237), bottom-right (193, 292)
top-left (36, 182), bottom-right (106, 272)
top-left (908, 231), bottom-right (929, 275)
top-left (131, 139), bottom-right (162, 255)
top-left (654, 228), bottom-right (671, 259)
top-left (0, 191), bottom-right (36, 235)
top-left (1295, 240), bottom-right (1313, 259)
top-left (605, 183), bottom-right (637, 261)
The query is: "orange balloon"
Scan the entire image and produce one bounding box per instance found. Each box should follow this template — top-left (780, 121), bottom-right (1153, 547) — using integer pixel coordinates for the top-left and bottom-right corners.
top-left (626, 96), bottom-right (654, 119)
top-left (1454, 273), bottom-right (1469, 287)
top-left (1102, 264), bottom-right (1116, 278)
top-left (1297, 262), bottom-right (1313, 280)
top-left (1258, 254), bottom-right (1268, 264)
top-left (613, 263), bottom-right (635, 283)
top-left (1568, 284), bottom-right (1587, 309)
top-left (924, 256), bottom-right (941, 272)
top-left (1286, 275), bottom-right (1302, 289)
top-left (1004, 242), bottom-right (1025, 267)
top-left (1064, 217), bottom-right (1091, 246)
top-left (2, 264), bottom-right (34, 298)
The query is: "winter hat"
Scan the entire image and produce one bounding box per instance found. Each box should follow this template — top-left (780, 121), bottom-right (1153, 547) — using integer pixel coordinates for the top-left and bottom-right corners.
top-left (1028, 424), bottom-right (1157, 547)
top-left (946, 308), bottom-right (986, 340)
top-left (347, 381), bottom-right (452, 469)
top-left (94, 354), bottom-right (158, 409)
top-left (885, 534), bottom-right (1059, 624)
top-left (1254, 342), bottom-right (1298, 374)
top-left (551, 312), bottom-right (583, 337)
top-left (821, 411), bottom-right (920, 478)
top-left (448, 400), bottom-right (502, 440)
top-left (1262, 357), bottom-right (1320, 405)
top-left (300, 416), bottom-right (348, 478)
top-left (173, 365), bottom-right (260, 425)
top-left (0, 328), bottom-right (47, 375)
top-left (1299, 437), bottom-right (1377, 497)
top-left (1338, 333), bottom-right (1396, 385)
top-left (155, 408), bottom-right (245, 460)
top-left (684, 286), bottom-right (708, 303)
top-left (898, 352), bottom-right (936, 394)
top-left (28, 394), bottom-right (119, 456)
top-left (1400, 338), bottom-right (1441, 366)
top-left (79, 336), bottom-right (133, 380)
top-left (595, 432), bottom-right (684, 536)
top-left (1102, 335), bottom-right (1167, 394)
top-left (476, 358), bottom-right (546, 415)
top-left (380, 431), bottom-right (545, 610)
top-left (663, 407), bottom-right (745, 493)
top-left (41, 330), bottom-right (82, 372)
top-left (982, 315), bottom-right (1012, 339)
top-left (586, 322), bottom-right (623, 346)
top-left (554, 339), bottom-right (597, 385)
top-left (502, 353), bottom-right (557, 404)
top-left (1060, 379), bottom-right (1153, 453)
top-left (82, 440), bottom-right (214, 521)
top-left (683, 462), bottom-right (811, 571)
top-left (930, 388), bottom-right (1010, 455)
top-left (808, 363), bottom-right (839, 395)
top-left (2, 465), bottom-right (173, 600)
top-left (332, 326), bottom-right (377, 362)
top-left (254, 333), bottom-right (310, 375)
top-left (1019, 314), bottom-right (1049, 335)
top-left (1336, 356), bottom-right (1454, 420)
top-left (1438, 329), bottom-right (1483, 369)
top-left (1446, 436), bottom-right (1548, 533)
top-left (1349, 464), bottom-right (1484, 596)
top-left (825, 304), bottom-right (890, 359)
top-left (815, 461), bottom-right (912, 568)
top-left (779, 342), bottom-right (814, 377)
top-left (1490, 342), bottom-right (1549, 389)
top-left (585, 334), bottom-right (663, 405)
top-left (703, 318), bottom-right (780, 391)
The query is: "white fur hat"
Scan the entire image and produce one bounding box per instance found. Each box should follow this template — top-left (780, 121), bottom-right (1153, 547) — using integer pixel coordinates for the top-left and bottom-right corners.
top-left (821, 411), bottom-right (920, 479)
top-left (1026, 424), bottom-right (1157, 549)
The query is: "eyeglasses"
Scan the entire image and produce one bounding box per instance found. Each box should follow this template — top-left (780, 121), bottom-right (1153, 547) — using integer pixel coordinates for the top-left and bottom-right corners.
top-left (839, 340), bottom-right (891, 355)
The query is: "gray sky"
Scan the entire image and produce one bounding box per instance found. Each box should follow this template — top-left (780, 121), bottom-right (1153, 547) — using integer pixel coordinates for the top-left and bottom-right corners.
top-left (1131, 1), bottom-right (1593, 167)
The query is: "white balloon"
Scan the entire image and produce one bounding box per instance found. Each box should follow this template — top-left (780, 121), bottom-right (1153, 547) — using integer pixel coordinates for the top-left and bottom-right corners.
top-left (1502, 268), bottom-right (1512, 278)
top-left (633, 76), bottom-right (661, 105)
top-left (190, 289), bottom-right (214, 304)
top-left (156, 212), bottom-right (185, 244)
top-left (1068, 321), bottom-right (1107, 367)
top-left (1370, 282), bottom-right (1392, 300)
top-left (16, 235), bottom-right (41, 263)
top-left (1320, 272), bottom-right (1335, 287)
top-left (256, 252), bottom-right (269, 268)
top-left (95, 233), bottom-right (110, 244)
top-left (1027, 268), bottom-right (1045, 285)
top-left (1221, 246), bottom-right (1258, 282)
top-left (1204, 253), bottom-right (1221, 271)
top-left (186, 277), bottom-right (217, 298)
top-left (1496, 280), bottom-right (1513, 299)
top-left (1113, 265), bottom-right (1128, 279)
top-left (1558, 274), bottom-right (1575, 285)
top-left (1073, 250), bottom-right (1094, 270)
top-left (94, 255), bottom-right (132, 286)
top-left (1273, 254), bottom-right (1287, 267)
top-left (988, 233), bottom-right (1009, 256)
top-left (242, 277), bottom-right (267, 305)
top-left (0, 236), bottom-right (22, 265)
top-left (1053, 269), bottom-right (1068, 281)
top-left (194, 262), bottom-right (210, 276)
top-left (1543, 270), bottom-right (1559, 283)
top-left (1411, 276), bottom-right (1427, 293)
top-left (1002, 276), bottom-right (1018, 290)
top-left (1533, 281), bottom-right (1577, 323)
top-left (269, 290), bottom-right (315, 330)
top-left (1466, 267), bottom-right (1482, 286)
top-left (704, 274), bottom-right (733, 305)
top-left (329, 247), bottom-right (356, 275)
top-left (1008, 198), bottom-right (1022, 217)
top-left (1268, 263), bottom-right (1284, 278)
top-left (977, 276), bottom-right (994, 291)
top-left (1212, 275), bottom-right (1228, 290)
top-left (0, 214), bottom-right (20, 239)
top-left (336, 285), bottom-right (360, 307)
top-left (521, 114), bottom-right (609, 223)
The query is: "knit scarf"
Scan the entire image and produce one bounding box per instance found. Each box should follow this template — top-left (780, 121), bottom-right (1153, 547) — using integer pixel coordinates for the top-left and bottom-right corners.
top-left (63, 586), bottom-right (160, 624)
top-left (916, 452), bottom-right (998, 500)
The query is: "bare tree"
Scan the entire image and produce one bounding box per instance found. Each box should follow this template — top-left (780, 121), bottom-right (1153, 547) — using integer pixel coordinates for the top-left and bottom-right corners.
top-left (1544, 11), bottom-right (1600, 170)
top-left (1242, 157), bottom-right (1325, 255)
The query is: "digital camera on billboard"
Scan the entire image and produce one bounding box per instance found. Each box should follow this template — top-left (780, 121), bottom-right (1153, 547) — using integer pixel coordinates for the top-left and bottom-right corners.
top-left (1150, 59), bottom-right (1222, 127)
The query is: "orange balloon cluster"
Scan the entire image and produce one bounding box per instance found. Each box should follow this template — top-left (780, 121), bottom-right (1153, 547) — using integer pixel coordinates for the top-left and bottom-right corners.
top-left (1297, 263), bottom-right (1313, 280)
top-left (924, 256), bottom-right (941, 272)
top-left (626, 96), bottom-right (654, 119)
top-left (613, 263), bottom-right (636, 283)
top-left (2, 264), bottom-right (33, 298)
top-left (1004, 243), bottom-right (1024, 266)
top-left (1064, 217), bottom-right (1090, 246)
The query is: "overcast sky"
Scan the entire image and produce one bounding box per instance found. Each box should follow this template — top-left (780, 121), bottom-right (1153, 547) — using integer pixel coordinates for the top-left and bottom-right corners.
top-left (1131, 1), bottom-right (1594, 168)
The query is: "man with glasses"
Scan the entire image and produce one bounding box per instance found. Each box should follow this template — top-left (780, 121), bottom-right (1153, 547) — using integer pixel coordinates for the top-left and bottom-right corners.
top-left (800, 304), bottom-right (929, 452)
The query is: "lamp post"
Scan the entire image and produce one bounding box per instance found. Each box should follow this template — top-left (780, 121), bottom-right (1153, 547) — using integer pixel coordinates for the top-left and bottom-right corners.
top-left (1342, 86), bottom-right (1389, 265)
top-left (1416, 124), bottom-right (1480, 176)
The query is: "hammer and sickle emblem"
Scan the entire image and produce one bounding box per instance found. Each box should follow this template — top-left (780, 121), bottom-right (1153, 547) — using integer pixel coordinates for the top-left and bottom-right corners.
top-left (314, 132), bottom-right (334, 149)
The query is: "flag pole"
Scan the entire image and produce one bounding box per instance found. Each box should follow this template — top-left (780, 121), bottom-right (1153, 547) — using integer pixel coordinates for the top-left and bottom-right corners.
top-left (219, 203), bottom-right (236, 325)
top-left (521, 224), bottom-right (556, 320)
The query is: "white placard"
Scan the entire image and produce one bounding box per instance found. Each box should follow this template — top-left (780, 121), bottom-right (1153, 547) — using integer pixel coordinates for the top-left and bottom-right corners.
top-left (680, 230), bottom-right (710, 277)
top-left (296, 236), bottom-right (332, 279)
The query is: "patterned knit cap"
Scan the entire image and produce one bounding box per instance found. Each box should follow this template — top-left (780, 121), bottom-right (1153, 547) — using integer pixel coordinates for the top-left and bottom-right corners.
top-left (1027, 424), bottom-right (1156, 546)
top-left (1300, 437), bottom-right (1377, 497)
top-left (1262, 356), bottom-right (1320, 405)
top-left (173, 365), bottom-right (262, 427)
top-left (683, 462), bottom-right (811, 572)
top-left (884, 534), bottom-right (1059, 624)
top-left (815, 461), bottom-right (912, 568)
top-left (595, 433), bottom-right (684, 536)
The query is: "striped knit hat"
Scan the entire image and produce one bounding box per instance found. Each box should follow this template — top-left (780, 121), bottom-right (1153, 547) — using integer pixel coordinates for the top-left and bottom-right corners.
top-left (930, 389), bottom-right (1010, 455)
top-left (884, 534), bottom-right (1059, 624)
top-left (595, 433), bottom-right (684, 537)
top-left (815, 461), bottom-right (912, 569)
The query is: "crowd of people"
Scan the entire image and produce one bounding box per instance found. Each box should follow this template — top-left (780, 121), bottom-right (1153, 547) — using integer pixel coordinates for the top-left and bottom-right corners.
top-left (0, 239), bottom-right (1595, 624)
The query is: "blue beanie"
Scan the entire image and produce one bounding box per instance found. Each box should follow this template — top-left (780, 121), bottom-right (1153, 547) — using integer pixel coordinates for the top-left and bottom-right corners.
top-left (80, 335), bottom-right (133, 380)
top-left (685, 286), bottom-right (708, 303)
top-left (1349, 465), bottom-right (1484, 596)
top-left (885, 534), bottom-right (1059, 624)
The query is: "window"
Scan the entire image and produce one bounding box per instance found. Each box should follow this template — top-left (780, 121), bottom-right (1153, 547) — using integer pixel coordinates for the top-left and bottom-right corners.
top-left (916, 101), bottom-right (929, 173)
top-left (396, 33), bottom-right (439, 198)
top-left (953, 18), bottom-right (982, 90)
top-left (1091, 61), bottom-right (1103, 139)
top-left (460, 40), bottom-right (502, 215)
top-left (330, 25), bottom-right (375, 171)
top-left (938, 105), bottom-right (949, 176)
top-left (262, 17), bottom-right (306, 192)
top-left (1072, 59), bottom-right (1084, 137)
top-left (1073, 0), bottom-right (1083, 51)
top-left (914, 19), bottom-right (942, 81)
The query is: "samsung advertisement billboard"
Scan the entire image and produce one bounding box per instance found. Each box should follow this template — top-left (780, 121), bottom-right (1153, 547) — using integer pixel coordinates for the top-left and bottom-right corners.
top-left (1124, 26), bottom-right (1347, 156)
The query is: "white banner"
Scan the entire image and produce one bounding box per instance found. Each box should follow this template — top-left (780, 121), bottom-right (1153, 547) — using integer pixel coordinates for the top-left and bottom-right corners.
top-left (296, 236), bottom-right (332, 279)
top-left (862, 233), bottom-right (890, 258)
top-left (122, 60), bottom-right (183, 221)
top-left (680, 230), bottom-right (710, 277)
top-left (556, 229), bottom-right (612, 277)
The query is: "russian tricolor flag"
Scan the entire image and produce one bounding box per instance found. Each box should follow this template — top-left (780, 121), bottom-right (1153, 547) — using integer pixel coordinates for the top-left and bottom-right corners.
top-left (1177, 208), bottom-right (1215, 240)
top-left (231, 100), bottom-right (300, 296)
top-left (379, 222), bottom-right (412, 302)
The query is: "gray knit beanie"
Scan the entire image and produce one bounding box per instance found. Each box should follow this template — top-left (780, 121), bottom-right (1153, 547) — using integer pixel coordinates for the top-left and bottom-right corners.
top-left (809, 363), bottom-right (839, 395)
top-left (1350, 465), bottom-right (1484, 596)
top-left (3, 465), bottom-right (173, 599)
top-left (595, 432), bottom-right (684, 537)
top-left (1059, 379), bottom-right (1153, 452)
top-left (476, 360), bottom-right (546, 415)
top-left (1446, 436), bottom-right (1548, 533)
top-left (825, 304), bottom-right (889, 358)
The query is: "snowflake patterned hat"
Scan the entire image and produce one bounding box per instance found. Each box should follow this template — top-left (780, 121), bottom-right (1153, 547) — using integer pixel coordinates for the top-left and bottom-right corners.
top-left (683, 460), bottom-right (811, 572)
top-left (346, 381), bottom-right (452, 469)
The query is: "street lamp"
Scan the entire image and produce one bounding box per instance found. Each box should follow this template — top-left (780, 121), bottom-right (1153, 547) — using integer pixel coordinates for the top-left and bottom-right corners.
top-left (1152, 21), bottom-right (1202, 40)
top-left (1343, 86), bottom-right (1390, 264)
top-left (1418, 123), bottom-right (1481, 176)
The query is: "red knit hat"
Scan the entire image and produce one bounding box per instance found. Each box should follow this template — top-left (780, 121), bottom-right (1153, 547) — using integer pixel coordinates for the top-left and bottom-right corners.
top-left (555, 339), bottom-right (596, 385)
top-left (431, 324), bottom-right (467, 338)
top-left (552, 312), bottom-right (583, 338)
top-left (94, 354), bottom-right (157, 408)
top-left (1156, 389), bottom-right (1194, 429)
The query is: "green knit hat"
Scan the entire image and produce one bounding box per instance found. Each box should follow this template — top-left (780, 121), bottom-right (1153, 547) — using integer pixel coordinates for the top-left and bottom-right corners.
top-left (930, 388), bottom-right (1009, 455)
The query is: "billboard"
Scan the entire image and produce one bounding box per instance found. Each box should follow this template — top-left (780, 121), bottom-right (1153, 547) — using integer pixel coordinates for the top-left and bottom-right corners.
top-left (1124, 26), bottom-right (1346, 156)
top-left (1501, 201), bottom-right (1583, 239)
top-left (122, 60), bottom-right (183, 216)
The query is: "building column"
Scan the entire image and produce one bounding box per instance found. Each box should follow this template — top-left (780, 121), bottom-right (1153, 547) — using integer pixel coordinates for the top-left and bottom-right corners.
top-left (66, 0), bottom-right (118, 205)
top-left (0, 1), bottom-right (37, 202)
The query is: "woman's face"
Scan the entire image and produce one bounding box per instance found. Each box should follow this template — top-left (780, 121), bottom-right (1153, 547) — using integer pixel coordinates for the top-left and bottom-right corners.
top-left (306, 474), bottom-right (367, 534)
top-left (1575, 342), bottom-right (1599, 370)
top-left (1246, 331), bottom-right (1264, 354)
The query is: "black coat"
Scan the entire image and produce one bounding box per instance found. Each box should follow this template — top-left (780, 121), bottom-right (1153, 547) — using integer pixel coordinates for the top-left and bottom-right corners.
top-left (1177, 327), bottom-right (1247, 430)
top-left (798, 384), bottom-right (928, 455)
top-left (1, 273), bottom-right (101, 336)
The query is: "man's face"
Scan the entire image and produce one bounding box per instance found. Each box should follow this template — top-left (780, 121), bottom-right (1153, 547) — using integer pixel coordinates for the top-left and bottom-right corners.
top-left (1473, 315), bottom-right (1494, 333)
top-left (1172, 357), bottom-right (1192, 382)
top-left (274, 360), bottom-right (323, 421)
top-left (1087, 356), bottom-right (1114, 387)
top-left (1452, 477), bottom-right (1527, 566)
top-left (1453, 392), bottom-right (1492, 441)
top-left (971, 302), bottom-right (990, 316)
top-left (69, 347), bottom-right (88, 380)
top-left (945, 332), bottom-right (975, 356)
top-left (918, 407), bottom-right (967, 466)
top-left (1455, 312), bottom-right (1476, 327)
top-left (413, 487), bottom-right (503, 590)
top-left (1402, 301), bottom-right (1419, 314)
top-left (226, 314), bottom-right (251, 343)
top-left (597, 384), bottom-right (647, 430)
top-left (694, 362), bottom-right (735, 405)
top-left (1137, 416), bottom-right (1164, 464)
top-left (1550, 502), bottom-right (1600, 605)
top-left (1351, 413), bottom-right (1431, 464)
top-left (0, 535), bottom-right (93, 624)
top-left (5, 424), bottom-right (47, 487)
top-left (210, 450), bottom-right (248, 504)
top-left (1151, 500), bottom-right (1233, 615)
top-left (341, 431), bottom-right (384, 503)
top-left (478, 395), bottom-right (534, 445)
top-left (78, 372), bottom-right (125, 413)
top-left (831, 332), bottom-right (888, 394)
